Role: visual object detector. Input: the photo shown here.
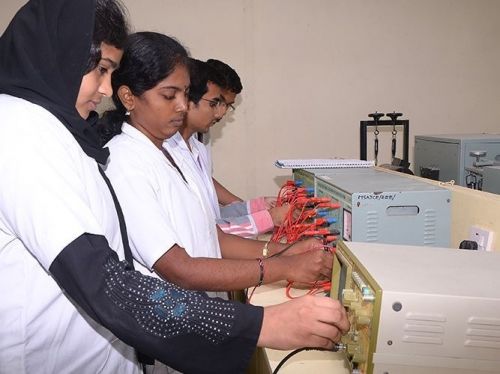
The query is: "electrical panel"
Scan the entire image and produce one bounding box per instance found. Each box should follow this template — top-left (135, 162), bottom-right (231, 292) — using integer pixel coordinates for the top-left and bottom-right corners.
top-left (314, 168), bottom-right (450, 247)
top-left (414, 134), bottom-right (500, 187)
top-left (331, 241), bottom-right (500, 374)
top-left (293, 167), bottom-right (369, 192)
top-left (292, 167), bottom-right (325, 190)
top-left (482, 166), bottom-right (500, 194)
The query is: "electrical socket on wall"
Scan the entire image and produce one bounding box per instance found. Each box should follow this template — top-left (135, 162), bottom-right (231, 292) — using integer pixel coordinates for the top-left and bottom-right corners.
top-left (468, 226), bottom-right (494, 251)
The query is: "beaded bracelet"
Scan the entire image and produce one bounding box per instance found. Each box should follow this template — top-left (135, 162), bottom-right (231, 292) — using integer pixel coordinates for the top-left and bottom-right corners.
top-left (256, 258), bottom-right (265, 287)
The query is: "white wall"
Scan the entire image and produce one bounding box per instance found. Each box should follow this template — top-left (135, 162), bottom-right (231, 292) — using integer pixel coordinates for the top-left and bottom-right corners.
top-left (3, 0), bottom-right (500, 199)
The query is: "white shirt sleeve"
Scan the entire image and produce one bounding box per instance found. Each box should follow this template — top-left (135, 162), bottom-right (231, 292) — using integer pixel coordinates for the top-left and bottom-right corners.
top-left (0, 99), bottom-right (105, 269)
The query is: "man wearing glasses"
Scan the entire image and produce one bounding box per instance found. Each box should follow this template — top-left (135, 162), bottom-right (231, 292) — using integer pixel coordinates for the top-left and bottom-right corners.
top-left (166, 58), bottom-right (288, 238)
top-left (206, 59), bottom-right (292, 237)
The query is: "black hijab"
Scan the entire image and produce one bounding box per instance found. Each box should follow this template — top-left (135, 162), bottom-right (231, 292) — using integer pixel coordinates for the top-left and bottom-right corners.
top-left (0, 0), bottom-right (109, 164)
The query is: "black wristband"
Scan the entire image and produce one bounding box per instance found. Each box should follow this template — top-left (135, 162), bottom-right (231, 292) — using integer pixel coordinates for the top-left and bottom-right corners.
top-left (256, 258), bottom-right (264, 287)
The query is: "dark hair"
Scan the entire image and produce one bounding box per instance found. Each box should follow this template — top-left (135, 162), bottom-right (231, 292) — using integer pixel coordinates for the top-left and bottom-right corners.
top-left (206, 59), bottom-right (242, 94)
top-left (187, 58), bottom-right (225, 104)
top-left (98, 32), bottom-right (189, 144)
top-left (84, 0), bottom-right (129, 74)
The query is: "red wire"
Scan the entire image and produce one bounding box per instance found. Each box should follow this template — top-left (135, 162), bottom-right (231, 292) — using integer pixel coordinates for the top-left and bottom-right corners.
top-left (285, 280), bottom-right (332, 299)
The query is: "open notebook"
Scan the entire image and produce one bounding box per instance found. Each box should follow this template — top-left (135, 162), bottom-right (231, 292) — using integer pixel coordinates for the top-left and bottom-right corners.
top-left (274, 158), bottom-right (375, 169)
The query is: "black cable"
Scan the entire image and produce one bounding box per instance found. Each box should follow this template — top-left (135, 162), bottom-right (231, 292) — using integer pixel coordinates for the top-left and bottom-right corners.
top-left (268, 236), bottom-right (331, 259)
top-left (267, 242), bottom-right (296, 258)
top-left (244, 242), bottom-right (295, 300)
top-left (245, 237), bottom-right (329, 300)
top-left (244, 242), bottom-right (299, 300)
top-left (272, 346), bottom-right (338, 374)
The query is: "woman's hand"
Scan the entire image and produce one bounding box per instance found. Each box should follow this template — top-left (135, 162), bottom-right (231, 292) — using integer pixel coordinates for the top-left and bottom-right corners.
top-left (258, 295), bottom-right (349, 350)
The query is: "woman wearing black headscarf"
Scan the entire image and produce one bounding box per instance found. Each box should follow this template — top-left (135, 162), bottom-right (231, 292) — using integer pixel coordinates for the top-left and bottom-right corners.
top-left (0, 0), bottom-right (262, 372)
top-left (0, 1), bottom-right (349, 373)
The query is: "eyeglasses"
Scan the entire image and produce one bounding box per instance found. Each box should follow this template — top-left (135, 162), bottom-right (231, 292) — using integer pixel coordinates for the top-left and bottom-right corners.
top-left (200, 98), bottom-right (224, 109)
top-left (199, 98), bottom-right (236, 112)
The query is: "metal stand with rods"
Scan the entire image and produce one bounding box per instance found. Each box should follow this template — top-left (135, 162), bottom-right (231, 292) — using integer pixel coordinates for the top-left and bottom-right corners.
top-left (360, 113), bottom-right (409, 166)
